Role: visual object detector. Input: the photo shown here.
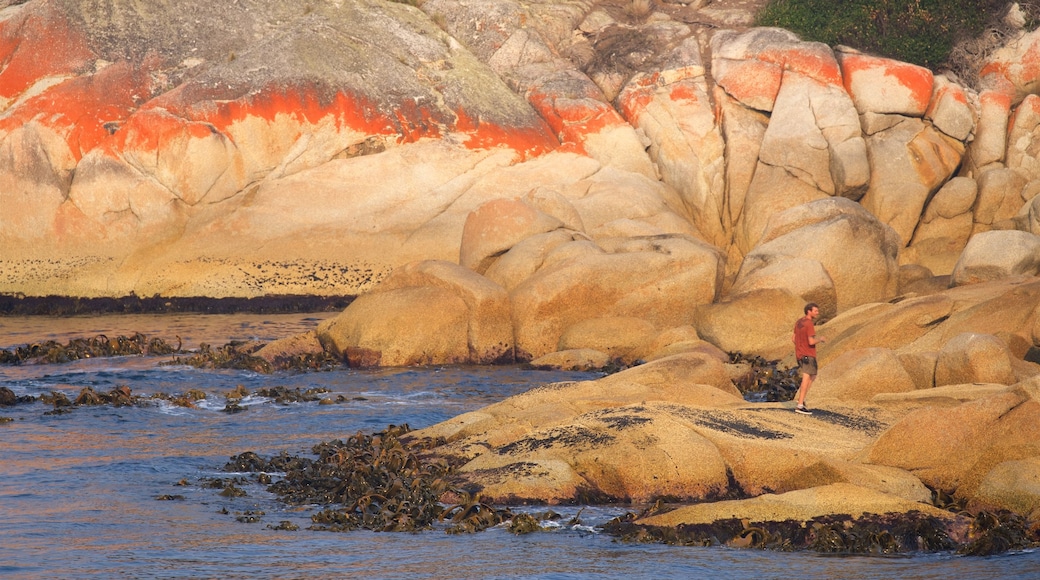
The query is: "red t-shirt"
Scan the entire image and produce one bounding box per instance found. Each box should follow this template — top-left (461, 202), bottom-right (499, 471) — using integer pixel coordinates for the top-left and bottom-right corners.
top-left (794, 315), bottom-right (816, 359)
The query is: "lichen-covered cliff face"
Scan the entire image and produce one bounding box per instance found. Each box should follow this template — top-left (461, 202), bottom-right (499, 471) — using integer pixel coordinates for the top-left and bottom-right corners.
top-left (2, 0), bottom-right (1040, 313)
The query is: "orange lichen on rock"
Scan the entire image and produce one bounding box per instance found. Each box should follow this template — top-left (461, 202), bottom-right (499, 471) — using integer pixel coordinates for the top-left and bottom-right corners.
top-left (760, 45), bottom-right (843, 87)
top-left (454, 109), bottom-right (557, 160)
top-left (840, 53), bottom-right (933, 114)
top-left (0, 4), bottom-right (94, 100)
top-left (0, 62), bottom-right (154, 160)
top-left (528, 88), bottom-right (627, 155)
top-left (713, 58), bottom-right (783, 111)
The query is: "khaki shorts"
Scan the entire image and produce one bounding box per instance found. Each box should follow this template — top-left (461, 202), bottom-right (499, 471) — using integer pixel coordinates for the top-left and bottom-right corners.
top-left (799, 356), bottom-right (818, 376)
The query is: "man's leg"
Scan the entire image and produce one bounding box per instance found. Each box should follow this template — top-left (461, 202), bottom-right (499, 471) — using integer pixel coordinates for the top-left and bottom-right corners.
top-left (796, 373), bottom-right (815, 406)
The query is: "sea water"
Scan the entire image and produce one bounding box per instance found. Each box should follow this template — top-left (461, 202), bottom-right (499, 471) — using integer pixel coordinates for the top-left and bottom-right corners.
top-left (1, 314), bottom-right (1037, 579)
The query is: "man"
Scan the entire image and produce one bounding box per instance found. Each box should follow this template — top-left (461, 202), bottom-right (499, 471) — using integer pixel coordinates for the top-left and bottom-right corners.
top-left (793, 302), bottom-right (825, 415)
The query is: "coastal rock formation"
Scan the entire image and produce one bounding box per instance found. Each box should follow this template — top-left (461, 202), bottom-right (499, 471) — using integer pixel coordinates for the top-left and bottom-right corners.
top-left (7, 0), bottom-right (1040, 546)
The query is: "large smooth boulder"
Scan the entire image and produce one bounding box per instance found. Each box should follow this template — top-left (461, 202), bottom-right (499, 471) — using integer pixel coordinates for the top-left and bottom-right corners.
top-left (810, 348), bottom-right (917, 402)
top-left (510, 234), bottom-right (723, 360)
top-left (934, 332), bottom-right (1016, 387)
top-left (318, 260), bottom-right (512, 366)
top-left (734, 197), bottom-right (901, 313)
top-left (866, 388), bottom-right (1040, 498)
top-left (973, 168), bottom-right (1029, 233)
top-left (557, 317), bottom-right (657, 362)
top-left (907, 176), bottom-right (977, 275)
top-left (972, 457), bottom-right (1040, 517)
top-left (459, 198), bottom-right (566, 274)
top-left (950, 230), bottom-right (1040, 286)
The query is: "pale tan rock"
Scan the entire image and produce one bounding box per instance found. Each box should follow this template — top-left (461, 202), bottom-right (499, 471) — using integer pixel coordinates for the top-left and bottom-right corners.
top-left (811, 348), bottom-right (917, 403)
top-left (872, 383), bottom-right (1017, 407)
top-left (1007, 94), bottom-right (1040, 182)
top-left (637, 483), bottom-right (954, 527)
top-left (483, 230), bottom-right (587, 291)
top-left (413, 351), bottom-right (747, 446)
top-left (896, 351), bottom-right (938, 390)
top-left (618, 47), bottom-right (728, 248)
top-left (457, 403), bottom-right (731, 503)
top-left (775, 460), bottom-right (932, 503)
top-left (317, 285), bottom-right (470, 367)
top-left (909, 177), bottom-right (977, 274)
top-left (255, 330), bottom-right (325, 366)
top-left (510, 234), bottom-right (723, 360)
top-left (459, 198), bottom-right (565, 274)
top-left (926, 75), bottom-right (978, 142)
top-left (738, 197), bottom-right (901, 312)
top-left (972, 457), bottom-right (1040, 517)
top-left (757, 72), bottom-right (867, 198)
top-left (630, 325), bottom-right (701, 357)
top-left (906, 277), bottom-right (1040, 354)
top-left (318, 260), bottom-right (513, 366)
top-left (919, 175), bottom-right (978, 224)
top-left (866, 388), bottom-right (1040, 496)
top-left (716, 87), bottom-right (767, 244)
top-left (935, 332), bottom-right (1016, 387)
top-left (967, 90), bottom-right (1012, 174)
top-left (859, 117), bottom-right (965, 245)
top-left (736, 164), bottom-right (829, 254)
top-left (973, 168), bottom-right (1029, 231)
top-left (950, 230), bottom-right (1040, 286)
top-left (594, 351), bottom-right (742, 398)
top-left (730, 256), bottom-right (837, 320)
top-left (558, 316), bottom-right (657, 362)
top-left (528, 349), bottom-right (611, 372)
top-left (457, 458), bottom-right (591, 505)
top-left (521, 187), bottom-right (585, 232)
top-left (694, 288), bottom-right (805, 356)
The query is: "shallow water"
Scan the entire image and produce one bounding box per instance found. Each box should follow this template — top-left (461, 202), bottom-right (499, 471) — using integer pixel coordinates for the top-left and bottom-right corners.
top-left (1, 314), bottom-right (1038, 579)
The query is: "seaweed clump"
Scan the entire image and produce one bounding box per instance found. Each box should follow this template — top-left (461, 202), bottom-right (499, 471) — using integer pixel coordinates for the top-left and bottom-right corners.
top-left (728, 352), bottom-right (800, 402)
top-left (0, 334), bottom-right (180, 364)
top-left (221, 425), bottom-right (516, 533)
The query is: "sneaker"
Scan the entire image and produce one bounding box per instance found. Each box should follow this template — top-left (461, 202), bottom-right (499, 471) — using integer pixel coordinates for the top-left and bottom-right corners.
top-left (795, 405), bottom-right (812, 415)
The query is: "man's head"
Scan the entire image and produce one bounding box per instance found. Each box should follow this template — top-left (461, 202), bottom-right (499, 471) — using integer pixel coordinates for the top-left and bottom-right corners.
top-left (804, 302), bottom-right (820, 318)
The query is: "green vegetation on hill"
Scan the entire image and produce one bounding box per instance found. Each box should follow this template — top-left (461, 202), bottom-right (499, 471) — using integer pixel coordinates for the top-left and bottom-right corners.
top-left (756, 0), bottom-right (1018, 70)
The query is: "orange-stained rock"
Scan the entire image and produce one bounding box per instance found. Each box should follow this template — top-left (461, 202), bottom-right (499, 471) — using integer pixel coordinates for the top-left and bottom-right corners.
top-left (617, 46), bottom-right (727, 248)
top-left (926, 75), bottom-right (978, 142)
top-left (711, 28), bottom-right (843, 112)
top-left (837, 51), bottom-right (933, 117)
top-left (979, 26), bottom-right (1040, 103)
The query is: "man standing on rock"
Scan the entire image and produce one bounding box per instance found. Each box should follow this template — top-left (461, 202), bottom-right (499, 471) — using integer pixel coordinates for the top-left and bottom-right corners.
top-left (793, 303), bottom-right (825, 415)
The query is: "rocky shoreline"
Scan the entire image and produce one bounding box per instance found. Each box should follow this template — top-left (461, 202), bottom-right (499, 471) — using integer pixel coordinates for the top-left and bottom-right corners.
top-left (5, 0), bottom-right (1040, 556)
